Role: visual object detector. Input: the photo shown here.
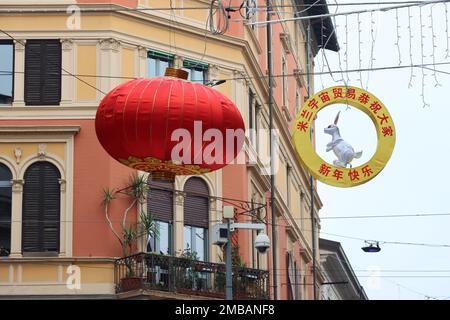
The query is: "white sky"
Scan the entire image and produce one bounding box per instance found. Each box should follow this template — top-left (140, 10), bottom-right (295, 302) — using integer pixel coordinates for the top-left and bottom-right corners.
top-left (314, 0), bottom-right (450, 300)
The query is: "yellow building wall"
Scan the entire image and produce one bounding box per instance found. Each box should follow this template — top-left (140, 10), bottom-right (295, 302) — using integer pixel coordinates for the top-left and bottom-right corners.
top-left (76, 45), bottom-right (97, 101)
top-left (276, 157), bottom-right (287, 203)
top-left (1, 143), bottom-right (65, 162)
top-left (0, 261), bottom-right (115, 294)
top-left (122, 47), bottom-right (135, 82)
top-left (0, 15), bottom-right (243, 66)
top-left (182, 0), bottom-right (208, 21)
top-left (290, 182), bottom-right (301, 221)
top-left (22, 265), bottom-right (59, 282)
top-left (0, 265), bottom-right (9, 282)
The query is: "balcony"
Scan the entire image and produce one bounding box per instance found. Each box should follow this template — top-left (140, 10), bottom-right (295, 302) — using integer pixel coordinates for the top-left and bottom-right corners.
top-left (115, 253), bottom-right (269, 300)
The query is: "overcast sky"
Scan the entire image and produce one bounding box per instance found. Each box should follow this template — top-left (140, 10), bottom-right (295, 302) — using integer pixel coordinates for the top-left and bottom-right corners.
top-left (313, 0), bottom-right (450, 299)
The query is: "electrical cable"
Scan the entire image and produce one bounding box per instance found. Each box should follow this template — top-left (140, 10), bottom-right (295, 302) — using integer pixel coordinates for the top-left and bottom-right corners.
top-left (247, 0), bottom-right (450, 26)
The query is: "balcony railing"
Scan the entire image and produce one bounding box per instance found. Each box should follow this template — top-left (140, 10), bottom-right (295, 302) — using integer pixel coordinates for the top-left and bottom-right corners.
top-left (115, 252), bottom-right (269, 300)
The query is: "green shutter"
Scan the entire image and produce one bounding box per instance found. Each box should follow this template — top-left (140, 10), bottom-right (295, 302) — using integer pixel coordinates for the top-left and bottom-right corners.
top-left (183, 59), bottom-right (209, 71)
top-left (148, 50), bottom-right (174, 61)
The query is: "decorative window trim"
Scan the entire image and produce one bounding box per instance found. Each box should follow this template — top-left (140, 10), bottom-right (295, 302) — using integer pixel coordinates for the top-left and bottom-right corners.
top-left (280, 33), bottom-right (292, 54)
top-left (0, 125), bottom-right (78, 258)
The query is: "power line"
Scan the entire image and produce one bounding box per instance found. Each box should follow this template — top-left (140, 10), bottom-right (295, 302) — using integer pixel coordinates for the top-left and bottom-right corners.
top-left (321, 232), bottom-right (450, 248)
top-left (248, 0), bottom-right (450, 26)
top-left (0, 29), bottom-right (107, 96)
top-left (3, 61), bottom-right (450, 84)
top-left (321, 213), bottom-right (450, 219)
top-left (0, 2), bottom-right (440, 14)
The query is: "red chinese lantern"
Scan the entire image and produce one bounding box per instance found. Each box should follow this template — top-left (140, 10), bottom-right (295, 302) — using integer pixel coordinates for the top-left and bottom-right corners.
top-left (95, 68), bottom-right (245, 180)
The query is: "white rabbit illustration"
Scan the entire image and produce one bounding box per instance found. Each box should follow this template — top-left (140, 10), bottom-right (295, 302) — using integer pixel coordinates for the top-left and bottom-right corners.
top-left (324, 111), bottom-right (362, 168)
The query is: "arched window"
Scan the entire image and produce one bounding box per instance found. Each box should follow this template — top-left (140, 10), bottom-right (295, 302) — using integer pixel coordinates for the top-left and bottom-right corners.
top-left (183, 177), bottom-right (209, 261)
top-left (0, 164), bottom-right (12, 256)
top-left (22, 162), bottom-right (61, 255)
top-left (147, 177), bottom-right (174, 255)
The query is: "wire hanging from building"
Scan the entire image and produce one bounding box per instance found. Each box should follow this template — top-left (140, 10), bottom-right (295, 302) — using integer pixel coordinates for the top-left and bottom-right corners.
top-left (208, 0), bottom-right (230, 35)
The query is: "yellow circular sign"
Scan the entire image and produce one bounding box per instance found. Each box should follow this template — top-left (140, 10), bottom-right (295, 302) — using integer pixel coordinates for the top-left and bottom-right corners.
top-left (293, 86), bottom-right (396, 188)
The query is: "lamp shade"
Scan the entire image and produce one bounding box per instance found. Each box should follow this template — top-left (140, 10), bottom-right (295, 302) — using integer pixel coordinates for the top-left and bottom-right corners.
top-left (95, 72), bottom-right (245, 180)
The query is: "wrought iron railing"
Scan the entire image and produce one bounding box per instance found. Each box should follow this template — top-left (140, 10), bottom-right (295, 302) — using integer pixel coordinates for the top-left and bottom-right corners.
top-left (115, 252), bottom-right (269, 300)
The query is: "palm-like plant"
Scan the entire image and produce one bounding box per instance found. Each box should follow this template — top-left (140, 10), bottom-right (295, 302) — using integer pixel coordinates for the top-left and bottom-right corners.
top-left (102, 173), bottom-right (159, 258)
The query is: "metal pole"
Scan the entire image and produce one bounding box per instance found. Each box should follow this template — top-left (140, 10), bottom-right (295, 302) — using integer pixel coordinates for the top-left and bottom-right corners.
top-left (306, 21), bottom-right (318, 301)
top-left (225, 219), bottom-right (233, 300)
top-left (266, 0), bottom-right (278, 300)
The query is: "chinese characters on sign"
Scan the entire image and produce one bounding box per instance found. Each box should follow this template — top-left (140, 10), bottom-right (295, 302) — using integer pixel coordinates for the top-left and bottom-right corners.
top-left (292, 86), bottom-right (396, 188)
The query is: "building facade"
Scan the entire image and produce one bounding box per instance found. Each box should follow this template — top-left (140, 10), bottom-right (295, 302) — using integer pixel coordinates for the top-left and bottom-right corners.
top-left (0, 0), bottom-right (337, 299)
top-left (320, 238), bottom-right (368, 300)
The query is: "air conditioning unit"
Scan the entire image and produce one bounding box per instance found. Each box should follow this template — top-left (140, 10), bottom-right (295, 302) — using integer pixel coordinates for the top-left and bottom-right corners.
top-left (212, 224), bottom-right (229, 245)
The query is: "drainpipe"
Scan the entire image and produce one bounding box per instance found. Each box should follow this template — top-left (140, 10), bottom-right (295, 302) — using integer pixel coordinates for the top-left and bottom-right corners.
top-left (266, 0), bottom-right (278, 300)
top-left (306, 21), bottom-right (318, 301)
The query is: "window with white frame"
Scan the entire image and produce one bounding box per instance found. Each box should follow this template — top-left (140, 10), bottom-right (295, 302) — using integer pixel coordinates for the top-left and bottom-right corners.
top-left (148, 50), bottom-right (174, 77)
top-left (0, 41), bottom-right (13, 105)
top-left (183, 59), bottom-right (208, 85)
top-left (0, 164), bottom-right (12, 256)
top-left (286, 163), bottom-right (291, 209)
top-left (147, 177), bottom-right (174, 255)
top-left (282, 55), bottom-right (288, 108)
top-left (295, 89), bottom-right (300, 115)
top-left (22, 161), bottom-right (61, 255)
top-left (183, 177), bottom-right (209, 261)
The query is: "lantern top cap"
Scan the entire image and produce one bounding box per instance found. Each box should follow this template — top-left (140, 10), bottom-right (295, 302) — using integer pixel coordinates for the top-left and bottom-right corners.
top-left (164, 67), bottom-right (189, 80)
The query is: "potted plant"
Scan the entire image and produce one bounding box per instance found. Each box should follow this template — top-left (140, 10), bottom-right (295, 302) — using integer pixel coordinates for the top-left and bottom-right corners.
top-left (102, 173), bottom-right (159, 292)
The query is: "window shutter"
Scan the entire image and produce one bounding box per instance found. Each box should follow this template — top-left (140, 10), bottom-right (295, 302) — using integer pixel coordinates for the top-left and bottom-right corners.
top-left (25, 40), bottom-right (61, 106)
top-left (24, 41), bottom-right (42, 105)
top-left (43, 41), bottom-right (62, 105)
top-left (148, 178), bottom-right (173, 222)
top-left (22, 162), bottom-right (61, 254)
top-left (184, 177), bottom-right (209, 228)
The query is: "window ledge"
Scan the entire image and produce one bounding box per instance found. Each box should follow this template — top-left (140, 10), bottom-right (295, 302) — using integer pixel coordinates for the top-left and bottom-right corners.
top-left (0, 125), bottom-right (80, 135)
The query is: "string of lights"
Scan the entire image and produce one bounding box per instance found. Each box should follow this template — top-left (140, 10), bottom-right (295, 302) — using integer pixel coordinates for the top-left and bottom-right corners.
top-left (419, 6), bottom-right (430, 107)
top-left (365, 10), bottom-right (377, 90)
top-left (395, 9), bottom-right (402, 66)
top-left (344, 14), bottom-right (351, 84)
top-left (331, 0), bottom-right (348, 87)
top-left (429, 4), bottom-right (441, 87)
top-left (408, 6), bottom-right (415, 88)
top-left (446, 3), bottom-right (450, 58)
top-left (247, 0), bottom-right (450, 26)
top-left (357, 13), bottom-right (364, 88)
